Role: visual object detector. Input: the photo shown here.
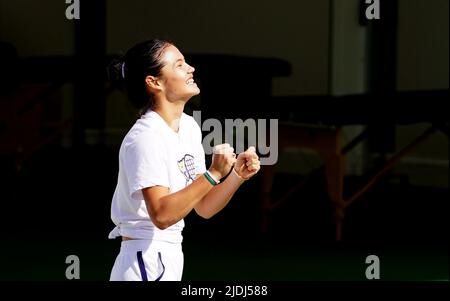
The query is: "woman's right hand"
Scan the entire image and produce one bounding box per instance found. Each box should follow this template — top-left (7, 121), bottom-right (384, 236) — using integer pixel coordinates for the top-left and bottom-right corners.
top-left (208, 143), bottom-right (236, 180)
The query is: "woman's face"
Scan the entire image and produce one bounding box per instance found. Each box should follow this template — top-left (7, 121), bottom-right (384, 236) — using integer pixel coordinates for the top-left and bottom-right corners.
top-left (158, 45), bottom-right (200, 101)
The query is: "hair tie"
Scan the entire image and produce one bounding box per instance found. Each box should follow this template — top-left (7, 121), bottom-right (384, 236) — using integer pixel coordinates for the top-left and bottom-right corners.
top-left (121, 62), bottom-right (126, 79)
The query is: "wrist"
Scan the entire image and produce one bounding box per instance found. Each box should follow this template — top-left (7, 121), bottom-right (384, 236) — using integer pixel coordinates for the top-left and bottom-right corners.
top-left (204, 170), bottom-right (219, 186)
top-left (207, 169), bottom-right (222, 183)
top-left (232, 167), bottom-right (247, 182)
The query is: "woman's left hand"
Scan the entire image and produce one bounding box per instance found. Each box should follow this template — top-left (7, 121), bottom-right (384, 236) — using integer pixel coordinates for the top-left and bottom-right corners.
top-left (233, 146), bottom-right (261, 180)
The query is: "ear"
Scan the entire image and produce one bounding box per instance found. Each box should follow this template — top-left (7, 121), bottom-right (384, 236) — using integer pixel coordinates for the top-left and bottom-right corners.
top-left (145, 75), bottom-right (163, 92)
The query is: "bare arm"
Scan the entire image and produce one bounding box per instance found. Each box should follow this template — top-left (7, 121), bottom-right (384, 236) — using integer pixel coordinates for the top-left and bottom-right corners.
top-left (142, 143), bottom-right (236, 229)
top-left (195, 146), bottom-right (261, 219)
top-left (194, 169), bottom-right (245, 219)
top-left (142, 175), bottom-right (215, 230)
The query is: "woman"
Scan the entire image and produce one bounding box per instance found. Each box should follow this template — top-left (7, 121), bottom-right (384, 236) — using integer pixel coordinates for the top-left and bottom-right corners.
top-left (107, 39), bottom-right (261, 281)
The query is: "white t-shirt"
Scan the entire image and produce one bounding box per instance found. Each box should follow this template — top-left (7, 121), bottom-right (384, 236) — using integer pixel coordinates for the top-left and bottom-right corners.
top-left (108, 110), bottom-right (206, 243)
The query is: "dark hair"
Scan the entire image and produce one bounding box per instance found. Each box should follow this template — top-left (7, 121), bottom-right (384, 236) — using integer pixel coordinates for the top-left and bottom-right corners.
top-left (107, 39), bottom-right (172, 115)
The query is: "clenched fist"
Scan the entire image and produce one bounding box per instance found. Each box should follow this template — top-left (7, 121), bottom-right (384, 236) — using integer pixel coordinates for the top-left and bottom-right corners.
top-left (208, 143), bottom-right (236, 180)
top-left (234, 146), bottom-right (260, 180)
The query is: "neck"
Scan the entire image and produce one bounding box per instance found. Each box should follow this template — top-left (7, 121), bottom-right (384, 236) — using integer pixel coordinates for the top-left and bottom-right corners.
top-left (151, 97), bottom-right (185, 132)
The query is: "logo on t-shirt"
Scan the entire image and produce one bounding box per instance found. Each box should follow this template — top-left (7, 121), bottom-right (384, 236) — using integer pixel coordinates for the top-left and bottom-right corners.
top-left (177, 154), bottom-right (196, 186)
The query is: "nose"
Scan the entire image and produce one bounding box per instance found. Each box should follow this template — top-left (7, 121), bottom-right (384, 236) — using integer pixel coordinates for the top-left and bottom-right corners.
top-left (187, 63), bottom-right (195, 73)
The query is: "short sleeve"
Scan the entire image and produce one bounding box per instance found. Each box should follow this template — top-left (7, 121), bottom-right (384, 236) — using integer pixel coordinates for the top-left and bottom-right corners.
top-left (192, 120), bottom-right (207, 175)
top-left (123, 133), bottom-right (170, 201)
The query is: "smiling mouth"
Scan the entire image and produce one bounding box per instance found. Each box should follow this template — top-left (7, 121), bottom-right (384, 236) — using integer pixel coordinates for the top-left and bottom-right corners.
top-left (186, 78), bottom-right (196, 85)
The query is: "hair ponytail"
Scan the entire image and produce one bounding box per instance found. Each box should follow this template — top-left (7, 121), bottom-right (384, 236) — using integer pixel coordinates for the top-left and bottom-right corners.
top-left (106, 39), bottom-right (172, 116)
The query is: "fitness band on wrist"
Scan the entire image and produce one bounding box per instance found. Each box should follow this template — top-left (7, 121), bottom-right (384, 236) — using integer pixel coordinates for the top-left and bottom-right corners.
top-left (204, 170), bottom-right (220, 186)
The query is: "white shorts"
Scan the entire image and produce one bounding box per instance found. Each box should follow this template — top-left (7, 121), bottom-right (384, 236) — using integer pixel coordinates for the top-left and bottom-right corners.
top-left (110, 239), bottom-right (184, 281)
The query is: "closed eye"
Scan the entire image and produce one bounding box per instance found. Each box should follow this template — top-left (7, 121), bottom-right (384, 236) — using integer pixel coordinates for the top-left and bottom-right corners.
top-left (174, 57), bottom-right (185, 68)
